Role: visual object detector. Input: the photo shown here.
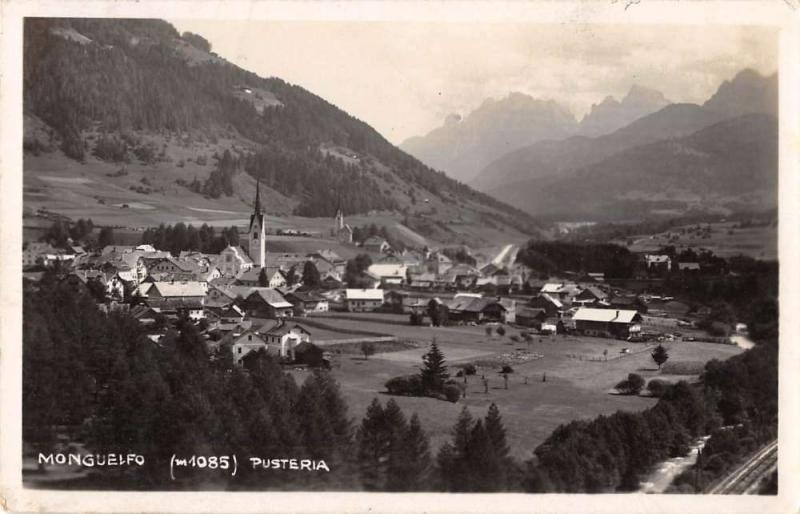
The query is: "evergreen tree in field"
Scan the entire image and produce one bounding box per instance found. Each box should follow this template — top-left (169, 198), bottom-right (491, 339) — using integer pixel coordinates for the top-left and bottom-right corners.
top-left (392, 413), bottom-right (432, 491)
top-left (485, 403), bottom-right (510, 461)
top-left (484, 402), bottom-right (512, 487)
top-left (437, 406), bottom-right (474, 491)
top-left (651, 344), bottom-right (669, 370)
top-left (356, 398), bottom-right (387, 490)
top-left (302, 261), bottom-right (321, 288)
top-left (420, 339), bottom-right (448, 393)
top-left (466, 419), bottom-right (500, 491)
top-left (383, 399), bottom-right (409, 490)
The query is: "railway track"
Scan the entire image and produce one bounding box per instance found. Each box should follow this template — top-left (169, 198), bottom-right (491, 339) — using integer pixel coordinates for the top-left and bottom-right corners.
top-left (707, 440), bottom-right (777, 494)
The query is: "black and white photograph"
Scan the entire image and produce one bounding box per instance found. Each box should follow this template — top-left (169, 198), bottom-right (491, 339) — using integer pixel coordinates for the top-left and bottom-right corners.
top-left (1, 1), bottom-right (798, 512)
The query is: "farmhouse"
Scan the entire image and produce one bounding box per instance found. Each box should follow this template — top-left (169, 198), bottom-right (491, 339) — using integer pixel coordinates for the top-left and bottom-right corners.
top-left (516, 307), bottom-right (548, 328)
top-left (147, 281), bottom-right (207, 303)
top-left (573, 308), bottom-right (642, 338)
top-left (285, 291), bottom-right (329, 315)
top-left (573, 286), bottom-right (609, 307)
top-left (231, 330), bottom-right (269, 368)
top-left (263, 321), bottom-right (312, 359)
top-left (236, 266), bottom-right (286, 288)
top-left (345, 288), bottom-right (385, 312)
top-left (244, 288), bottom-right (294, 318)
top-left (447, 295), bottom-right (508, 324)
top-left (529, 293), bottom-right (563, 317)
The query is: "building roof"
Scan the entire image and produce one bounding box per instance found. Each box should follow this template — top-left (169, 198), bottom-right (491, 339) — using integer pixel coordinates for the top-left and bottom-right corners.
top-left (678, 262), bottom-right (701, 270)
top-left (221, 245), bottom-right (254, 265)
top-left (310, 249), bottom-right (344, 264)
top-left (367, 263), bottom-right (407, 278)
top-left (578, 286), bottom-right (608, 300)
top-left (573, 308), bottom-right (641, 324)
top-left (345, 288), bottom-right (385, 301)
top-left (150, 281), bottom-right (206, 298)
top-left (246, 288), bottom-right (293, 309)
top-left (287, 291), bottom-right (326, 303)
top-left (533, 293), bottom-right (564, 309)
top-left (363, 236), bottom-right (388, 247)
top-left (237, 266), bottom-right (284, 284)
top-left (147, 298), bottom-right (205, 311)
top-left (264, 322), bottom-right (311, 337)
top-left (540, 283), bottom-right (565, 293)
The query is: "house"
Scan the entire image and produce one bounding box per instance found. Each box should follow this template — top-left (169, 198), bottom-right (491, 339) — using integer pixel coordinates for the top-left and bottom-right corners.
top-left (516, 307), bottom-right (548, 328)
top-left (22, 242), bottom-right (57, 268)
top-left (216, 304), bottom-right (246, 324)
top-left (147, 298), bottom-right (206, 321)
top-left (574, 286), bottom-right (609, 307)
top-left (236, 266), bottom-right (286, 288)
top-left (244, 288), bottom-right (294, 318)
top-left (345, 289), bottom-right (385, 312)
top-left (427, 252), bottom-right (453, 275)
top-left (573, 308), bottom-right (642, 338)
top-left (320, 273), bottom-right (344, 289)
top-left (218, 245), bottom-right (254, 277)
top-left (498, 298), bottom-right (516, 324)
top-left (362, 236), bottom-right (391, 254)
top-left (367, 263), bottom-right (407, 287)
top-left (146, 281), bottom-right (207, 303)
top-left (130, 304), bottom-right (161, 327)
top-left (447, 295), bottom-right (508, 324)
top-left (384, 290), bottom-right (410, 313)
top-left (309, 249), bottom-right (347, 275)
top-left (263, 321), bottom-right (312, 359)
top-left (231, 330), bottom-right (269, 367)
top-left (285, 291), bottom-right (329, 315)
top-left (645, 254), bottom-right (672, 273)
top-left (529, 294), bottom-right (564, 317)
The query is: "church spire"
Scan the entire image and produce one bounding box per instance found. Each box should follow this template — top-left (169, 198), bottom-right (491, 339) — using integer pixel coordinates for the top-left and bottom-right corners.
top-left (254, 179), bottom-right (263, 214)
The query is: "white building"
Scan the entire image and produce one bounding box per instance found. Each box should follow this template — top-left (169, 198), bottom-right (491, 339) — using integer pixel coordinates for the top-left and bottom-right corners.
top-left (345, 289), bottom-right (385, 312)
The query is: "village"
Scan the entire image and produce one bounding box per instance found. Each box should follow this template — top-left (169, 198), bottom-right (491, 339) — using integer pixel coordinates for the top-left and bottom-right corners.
top-left (21, 184), bottom-right (751, 458)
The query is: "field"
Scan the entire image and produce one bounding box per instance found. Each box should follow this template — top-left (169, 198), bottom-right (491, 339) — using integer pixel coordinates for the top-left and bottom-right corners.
top-left (617, 221), bottom-right (777, 260)
top-left (290, 312), bottom-right (743, 460)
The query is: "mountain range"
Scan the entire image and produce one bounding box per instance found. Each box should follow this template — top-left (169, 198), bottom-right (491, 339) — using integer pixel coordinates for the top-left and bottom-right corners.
top-left (472, 69), bottom-right (778, 220)
top-left (22, 18), bottom-right (543, 246)
top-left (400, 85), bottom-right (671, 184)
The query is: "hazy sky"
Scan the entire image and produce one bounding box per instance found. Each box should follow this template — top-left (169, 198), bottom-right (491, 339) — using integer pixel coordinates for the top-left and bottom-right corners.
top-left (170, 20), bottom-right (777, 144)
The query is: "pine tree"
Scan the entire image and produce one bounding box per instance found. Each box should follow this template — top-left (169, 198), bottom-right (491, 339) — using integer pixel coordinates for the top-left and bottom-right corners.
top-left (356, 398), bottom-right (387, 490)
top-left (393, 413), bottom-right (432, 491)
top-left (302, 260), bottom-right (321, 288)
top-left (466, 419), bottom-right (499, 491)
top-left (383, 399), bottom-right (408, 490)
top-left (258, 267), bottom-right (269, 287)
top-left (420, 339), bottom-right (449, 393)
top-left (485, 403), bottom-right (510, 461)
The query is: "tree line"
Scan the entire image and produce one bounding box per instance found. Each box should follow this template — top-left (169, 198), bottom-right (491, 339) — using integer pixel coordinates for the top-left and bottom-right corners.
top-left (140, 223), bottom-right (240, 255)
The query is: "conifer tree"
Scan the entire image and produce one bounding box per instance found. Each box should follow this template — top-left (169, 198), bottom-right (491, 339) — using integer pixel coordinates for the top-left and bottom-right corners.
top-left (420, 339), bottom-right (449, 393)
top-left (356, 398), bottom-right (387, 490)
top-left (484, 402), bottom-right (512, 488)
top-left (393, 413), bottom-right (432, 491)
top-left (383, 399), bottom-right (409, 490)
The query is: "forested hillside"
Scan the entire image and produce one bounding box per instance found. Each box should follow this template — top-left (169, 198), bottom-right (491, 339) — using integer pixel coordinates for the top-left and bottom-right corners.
top-left (23, 18), bottom-right (539, 240)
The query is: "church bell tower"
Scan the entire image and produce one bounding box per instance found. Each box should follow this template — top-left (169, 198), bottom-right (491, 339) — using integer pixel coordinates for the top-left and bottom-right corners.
top-left (248, 180), bottom-right (266, 268)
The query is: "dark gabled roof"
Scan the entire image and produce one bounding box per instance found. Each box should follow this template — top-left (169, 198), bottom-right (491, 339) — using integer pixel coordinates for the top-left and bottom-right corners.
top-left (287, 291), bottom-right (325, 303)
top-left (264, 322), bottom-right (311, 337)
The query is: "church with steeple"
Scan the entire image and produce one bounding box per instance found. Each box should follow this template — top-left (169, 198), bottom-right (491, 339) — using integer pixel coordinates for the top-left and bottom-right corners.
top-left (248, 180), bottom-right (266, 268)
top-left (333, 200), bottom-right (353, 244)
